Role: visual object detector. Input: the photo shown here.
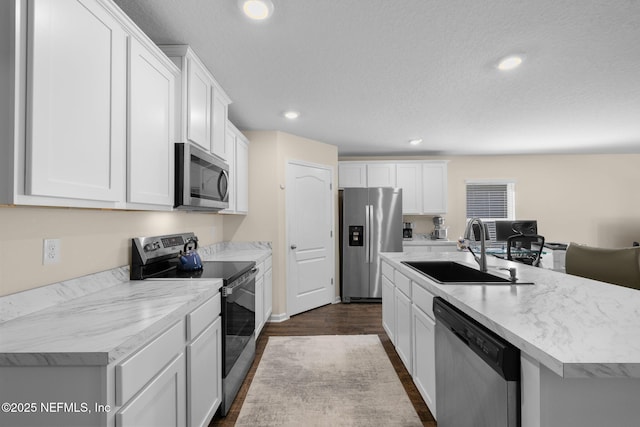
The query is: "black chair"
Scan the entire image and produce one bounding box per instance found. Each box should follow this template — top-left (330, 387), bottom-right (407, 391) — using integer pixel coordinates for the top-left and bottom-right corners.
top-left (506, 234), bottom-right (545, 267)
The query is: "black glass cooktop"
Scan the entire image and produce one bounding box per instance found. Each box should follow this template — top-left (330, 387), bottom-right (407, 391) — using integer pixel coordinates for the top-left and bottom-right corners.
top-left (152, 260), bottom-right (255, 284)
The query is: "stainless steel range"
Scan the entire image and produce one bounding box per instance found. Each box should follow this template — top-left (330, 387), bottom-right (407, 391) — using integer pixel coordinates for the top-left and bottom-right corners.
top-left (131, 232), bottom-right (257, 416)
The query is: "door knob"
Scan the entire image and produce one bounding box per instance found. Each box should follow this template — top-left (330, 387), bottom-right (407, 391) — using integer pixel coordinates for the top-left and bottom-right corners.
top-left (291, 244), bottom-right (297, 250)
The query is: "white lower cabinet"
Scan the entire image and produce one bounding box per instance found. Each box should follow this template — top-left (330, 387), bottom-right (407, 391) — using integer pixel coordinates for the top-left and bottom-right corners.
top-left (264, 258), bottom-right (273, 322)
top-left (381, 274), bottom-right (395, 344)
top-left (412, 304), bottom-right (437, 418)
top-left (187, 318), bottom-right (222, 427)
top-left (117, 353), bottom-right (186, 427)
top-left (255, 274), bottom-right (265, 336)
top-left (381, 262), bottom-right (437, 420)
top-left (394, 287), bottom-right (412, 373)
top-left (0, 292), bottom-right (223, 427)
top-left (255, 256), bottom-right (273, 337)
top-left (116, 293), bottom-right (223, 427)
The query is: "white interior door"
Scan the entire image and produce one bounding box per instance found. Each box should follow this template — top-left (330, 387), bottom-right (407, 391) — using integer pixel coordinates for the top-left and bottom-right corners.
top-left (286, 161), bottom-right (335, 316)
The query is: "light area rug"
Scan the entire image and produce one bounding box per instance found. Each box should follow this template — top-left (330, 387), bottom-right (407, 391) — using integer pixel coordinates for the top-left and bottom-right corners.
top-left (235, 335), bottom-right (423, 427)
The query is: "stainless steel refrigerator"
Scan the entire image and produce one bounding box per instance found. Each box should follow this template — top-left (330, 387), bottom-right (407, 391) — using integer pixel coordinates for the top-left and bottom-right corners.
top-left (341, 187), bottom-right (403, 302)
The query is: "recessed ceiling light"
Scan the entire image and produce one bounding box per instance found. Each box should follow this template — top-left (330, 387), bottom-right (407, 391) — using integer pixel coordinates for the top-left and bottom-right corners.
top-left (283, 111), bottom-right (300, 120)
top-left (409, 138), bottom-right (423, 146)
top-left (239, 0), bottom-right (274, 20)
top-left (497, 55), bottom-right (524, 71)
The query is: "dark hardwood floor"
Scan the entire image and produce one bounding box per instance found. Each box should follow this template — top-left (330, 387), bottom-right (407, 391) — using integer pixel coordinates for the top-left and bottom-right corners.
top-left (210, 303), bottom-right (437, 427)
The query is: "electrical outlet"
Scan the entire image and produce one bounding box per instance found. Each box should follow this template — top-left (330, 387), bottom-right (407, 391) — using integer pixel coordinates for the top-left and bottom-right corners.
top-left (43, 239), bottom-right (61, 265)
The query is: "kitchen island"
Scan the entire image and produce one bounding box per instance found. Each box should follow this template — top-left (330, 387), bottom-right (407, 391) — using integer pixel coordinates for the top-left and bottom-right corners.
top-left (381, 250), bottom-right (640, 427)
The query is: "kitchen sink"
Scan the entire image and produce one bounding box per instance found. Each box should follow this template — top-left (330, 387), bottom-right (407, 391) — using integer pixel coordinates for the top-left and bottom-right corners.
top-left (401, 261), bottom-right (532, 285)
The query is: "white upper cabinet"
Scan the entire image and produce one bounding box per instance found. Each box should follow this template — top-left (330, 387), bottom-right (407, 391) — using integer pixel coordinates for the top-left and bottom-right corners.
top-left (338, 162), bottom-right (367, 188)
top-left (223, 126), bottom-right (237, 213)
top-left (211, 87), bottom-right (230, 160)
top-left (367, 163), bottom-right (397, 187)
top-left (338, 160), bottom-right (448, 214)
top-left (26, 0), bottom-right (127, 203)
top-left (222, 122), bottom-right (249, 215)
top-left (422, 162), bottom-right (447, 214)
top-left (161, 45), bottom-right (231, 161)
top-left (396, 163), bottom-right (423, 214)
top-left (235, 134), bottom-right (249, 214)
top-left (127, 36), bottom-right (178, 207)
top-left (2, 0), bottom-right (180, 210)
top-left (186, 56), bottom-right (212, 151)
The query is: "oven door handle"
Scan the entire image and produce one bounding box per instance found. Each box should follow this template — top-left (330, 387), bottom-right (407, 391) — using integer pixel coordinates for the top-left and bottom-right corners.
top-left (222, 268), bottom-right (258, 296)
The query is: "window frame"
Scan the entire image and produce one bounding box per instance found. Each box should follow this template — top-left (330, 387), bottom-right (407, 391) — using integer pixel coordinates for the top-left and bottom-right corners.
top-left (465, 179), bottom-right (516, 241)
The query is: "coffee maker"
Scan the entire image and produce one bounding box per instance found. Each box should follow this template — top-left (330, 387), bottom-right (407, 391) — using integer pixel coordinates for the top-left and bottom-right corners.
top-left (432, 216), bottom-right (448, 240)
top-left (402, 222), bottom-right (414, 240)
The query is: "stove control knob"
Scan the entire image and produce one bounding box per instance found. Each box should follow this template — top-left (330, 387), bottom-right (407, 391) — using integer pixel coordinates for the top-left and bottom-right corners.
top-left (144, 241), bottom-right (161, 252)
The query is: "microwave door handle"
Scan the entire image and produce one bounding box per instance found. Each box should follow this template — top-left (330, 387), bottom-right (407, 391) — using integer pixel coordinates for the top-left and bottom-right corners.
top-left (219, 169), bottom-right (229, 200)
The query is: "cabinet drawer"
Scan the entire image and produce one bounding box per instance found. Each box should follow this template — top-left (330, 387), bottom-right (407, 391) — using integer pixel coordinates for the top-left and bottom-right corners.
top-left (394, 270), bottom-right (411, 297)
top-left (381, 261), bottom-right (394, 281)
top-left (264, 256), bottom-right (272, 271)
top-left (187, 293), bottom-right (221, 341)
top-left (116, 320), bottom-right (185, 405)
top-left (412, 282), bottom-right (435, 320)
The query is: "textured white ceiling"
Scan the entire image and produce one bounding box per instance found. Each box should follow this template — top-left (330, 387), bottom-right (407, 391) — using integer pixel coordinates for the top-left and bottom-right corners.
top-left (113, 0), bottom-right (640, 156)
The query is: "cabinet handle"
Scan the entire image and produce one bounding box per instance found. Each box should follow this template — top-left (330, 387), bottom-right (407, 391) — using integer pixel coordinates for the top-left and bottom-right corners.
top-left (291, 244), bottom-right (297, 250)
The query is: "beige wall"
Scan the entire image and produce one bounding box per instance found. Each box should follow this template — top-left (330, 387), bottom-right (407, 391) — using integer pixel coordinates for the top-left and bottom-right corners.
top-left (224, 131), bottom-right (339, 317)
top-left (341, 153), bottom-right (640, 248)
top-left (0, 206), bottom-right (224, 296)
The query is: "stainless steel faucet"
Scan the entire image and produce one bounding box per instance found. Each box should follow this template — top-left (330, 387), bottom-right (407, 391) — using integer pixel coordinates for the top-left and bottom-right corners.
top-left (463, 218), bottom-right (488, 272)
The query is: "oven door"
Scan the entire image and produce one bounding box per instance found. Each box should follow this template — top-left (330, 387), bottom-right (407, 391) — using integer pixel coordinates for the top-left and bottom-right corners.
top-left (222, 271), bottom-right (256, 378)
top-left (175, 142), bottom-right (229, 210)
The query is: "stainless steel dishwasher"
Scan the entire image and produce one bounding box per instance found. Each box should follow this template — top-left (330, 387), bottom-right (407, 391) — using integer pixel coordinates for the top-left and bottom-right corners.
top-left (433, 297), bottom-right (520, 427)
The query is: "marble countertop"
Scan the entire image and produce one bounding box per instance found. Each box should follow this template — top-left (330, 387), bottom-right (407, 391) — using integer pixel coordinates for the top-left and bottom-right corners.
top-left (0, 242), bottom-right (272, 367)
top-left (381, 250), bottom-right (640, 379)
top-left (0, 279), bottom-right (221, 366)
top-left (403, 236), bottom-right (456, 246)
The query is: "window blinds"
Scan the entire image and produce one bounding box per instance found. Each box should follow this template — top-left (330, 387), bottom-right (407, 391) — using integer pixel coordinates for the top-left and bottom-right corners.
top-left (466, 183), bottom-right (511, 241)
top-left (466, 184), bottom-right (509, 219)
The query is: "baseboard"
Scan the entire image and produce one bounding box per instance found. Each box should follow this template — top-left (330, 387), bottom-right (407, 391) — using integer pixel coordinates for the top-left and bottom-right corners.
top-left (268, 312), bottom-right (289, 323)
top-left (333, 296), bottom-right (342, 304)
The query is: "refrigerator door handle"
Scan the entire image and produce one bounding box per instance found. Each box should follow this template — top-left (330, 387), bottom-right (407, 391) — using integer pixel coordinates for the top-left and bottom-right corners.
top-left (365, 204), bottom-right (372, 263)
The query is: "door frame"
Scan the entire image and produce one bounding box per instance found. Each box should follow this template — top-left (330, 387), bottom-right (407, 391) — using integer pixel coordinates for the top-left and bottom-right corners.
top-left (285, 159), bottom-right (336, 316)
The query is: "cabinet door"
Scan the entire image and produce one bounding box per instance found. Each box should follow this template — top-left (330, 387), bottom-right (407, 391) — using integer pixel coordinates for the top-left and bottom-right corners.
top-left (381, 275), bottom-right (395, 344)
top-left (187, 57), bottom-right (212, 150)
top-left (211, 88), bottom-right (228, 160)
top-left (235, 136), bottom-right (249, 214)
top-left (338, 163), bottom-right (367, 188)
top-left (128, 37), bottom-right (176, 206)
top-left (367, 163), bottom-right (396, 187)
top-left (255, 275), bottom-right (265, 337)
top-left (27, 0), bottom-right (126, 202)
top-left (264, 267), bottom-right (273, 323)
top-left (223, 126), bottom-right (236, 212)
top-left (422, 163), bottom-right (448, 214)
top-left (412, 306), bottom-right (437, 418)
top-left (396, 163), bottom-right (423, 214)
top-left (187, 318), bottom-right (222, 427)
top-left (117, 353), bottom-right (186, 427)
top-left (394, 287), bottom-right (412, 373)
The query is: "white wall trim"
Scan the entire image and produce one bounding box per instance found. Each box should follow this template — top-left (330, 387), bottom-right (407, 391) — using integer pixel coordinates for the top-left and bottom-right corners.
top-left (267, 313), bottom-right (290, 323)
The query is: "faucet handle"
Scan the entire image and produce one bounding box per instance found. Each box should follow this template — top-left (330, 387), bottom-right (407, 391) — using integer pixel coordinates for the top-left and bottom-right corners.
top-left (499, 267), bottom-right (518, 282)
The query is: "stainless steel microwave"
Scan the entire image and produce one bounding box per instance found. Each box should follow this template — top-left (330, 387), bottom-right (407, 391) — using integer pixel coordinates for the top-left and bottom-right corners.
top-left (175, 142), bottom-right (229, 211)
